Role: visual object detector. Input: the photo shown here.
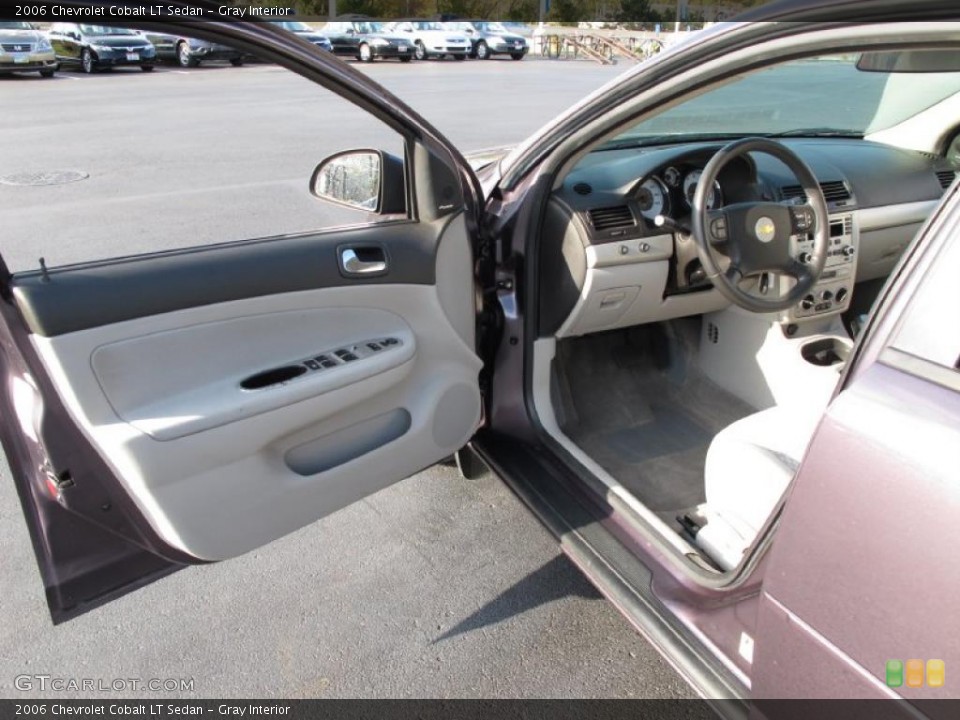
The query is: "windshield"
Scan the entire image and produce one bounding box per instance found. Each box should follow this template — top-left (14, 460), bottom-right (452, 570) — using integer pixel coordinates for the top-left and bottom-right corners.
top-left (610, 54), bottom-right (960, 146)
top-left (0, 21), bottom-right (33, 30)
top-left (79, 25), bottom-right (137, 36)
top-left (412, 22), bottom-right (443, 31)
top-left (478, 22), bottom-right (509, 34)
top-left (355, 22), bottom-right (385, 34)
top-left (271, 21), bottom-right (313, 32)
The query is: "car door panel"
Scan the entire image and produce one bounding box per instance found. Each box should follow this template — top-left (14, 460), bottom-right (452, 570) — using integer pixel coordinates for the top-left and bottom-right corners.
top-left (10, 214), bottom-right (481, 563)
top-left (12, 219), bottom-right (447, 337)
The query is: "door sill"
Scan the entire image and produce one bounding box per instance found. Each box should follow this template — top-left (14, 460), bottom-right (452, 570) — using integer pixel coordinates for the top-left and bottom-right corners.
top-left (471, 430), bottom-right (749, 707)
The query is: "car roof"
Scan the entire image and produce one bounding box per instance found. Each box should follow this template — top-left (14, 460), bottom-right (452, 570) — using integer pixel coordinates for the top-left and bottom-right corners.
top-left (734, 0), bottom-right (958, 20)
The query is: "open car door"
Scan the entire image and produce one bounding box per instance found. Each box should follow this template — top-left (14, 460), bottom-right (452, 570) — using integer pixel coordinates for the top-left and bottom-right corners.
top-left (0, 16), bottom-right (485, 624)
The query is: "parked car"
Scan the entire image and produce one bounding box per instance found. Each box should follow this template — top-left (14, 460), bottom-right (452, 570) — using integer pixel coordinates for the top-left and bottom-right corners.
top-left (0, 21), bottom-right (57, 78)
top-left (321, 21), bottom-right (414, 62)
top-left (5, 1), bottom-right (960, 707)
top-left (384, 20), bottom-right (471, 61)
top-left (446, 20), bottom-right (529, 60)
top-left (269, 21), bottom-right (333, 53)
top-left (48, 24), bottom-right (156, 73)
top-left (500, 21), bottom-right (534, 38)
top-left (142, 31), bottom-right (244, 68)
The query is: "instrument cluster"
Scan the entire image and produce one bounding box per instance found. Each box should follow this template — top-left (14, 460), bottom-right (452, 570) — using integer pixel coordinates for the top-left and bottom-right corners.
top-left (633, 164), bottom-right (724, 222)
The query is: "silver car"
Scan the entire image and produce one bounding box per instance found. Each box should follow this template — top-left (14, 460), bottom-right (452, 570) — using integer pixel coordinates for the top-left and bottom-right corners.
top-left (0, 21), bottom-right (57, 78)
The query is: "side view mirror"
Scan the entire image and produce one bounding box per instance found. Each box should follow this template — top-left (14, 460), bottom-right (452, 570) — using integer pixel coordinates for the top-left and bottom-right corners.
top-left (310, 149), bottom-right (405, 215)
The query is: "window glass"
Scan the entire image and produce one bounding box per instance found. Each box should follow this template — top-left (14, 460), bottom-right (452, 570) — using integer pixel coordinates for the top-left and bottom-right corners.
top-left (0, 43), bottom-right (405, 272)
top-left (891, 214), bottom-right (960, 371)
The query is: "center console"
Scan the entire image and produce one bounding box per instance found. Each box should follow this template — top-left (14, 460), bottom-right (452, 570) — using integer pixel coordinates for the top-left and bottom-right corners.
top-left (781, 212), bottom-right (858, 323)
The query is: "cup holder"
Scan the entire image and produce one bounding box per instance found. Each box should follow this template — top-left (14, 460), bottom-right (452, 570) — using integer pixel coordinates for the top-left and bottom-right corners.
top-left (241, 365), bottom-right (307, 390)
top-left (801, 338), bottom-right (851, 367)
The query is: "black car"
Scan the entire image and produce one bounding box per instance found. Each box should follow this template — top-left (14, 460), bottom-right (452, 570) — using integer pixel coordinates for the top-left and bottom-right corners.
top-left (448, 20), bottom-right (528, 60)
top-left (321, 21), bottom-right (414, 62)
top-left (47, 23), bottom-right (156, 73)
top-left (270, 21), bottom-right (333, 53)
top-left (143, 31), bottom-right (245, 68)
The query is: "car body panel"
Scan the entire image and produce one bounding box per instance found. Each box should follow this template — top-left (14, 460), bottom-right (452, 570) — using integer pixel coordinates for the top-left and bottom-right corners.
top-left (0, 22), bottom-right (57, 75)
top-left (386, 20), bottom-right (471, 59)
top-left (48, 23), bottom-right (156, 71)
top-left (321, 21), bottom-right (414, 61)
top-left (143, 31), bottom-right (243, 65)
top-left (447, 21), bottom-right (529, 59)
top-left (269, 21), bottom-right (332, 53)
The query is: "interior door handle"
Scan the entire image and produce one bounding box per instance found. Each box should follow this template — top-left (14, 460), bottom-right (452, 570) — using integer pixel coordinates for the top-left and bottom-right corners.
top-left (340, 247), bottom-right (387, 276)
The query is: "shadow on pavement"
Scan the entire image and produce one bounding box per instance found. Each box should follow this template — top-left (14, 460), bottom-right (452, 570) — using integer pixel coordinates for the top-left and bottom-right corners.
top-left (434, 554), bottom-right (603, 642)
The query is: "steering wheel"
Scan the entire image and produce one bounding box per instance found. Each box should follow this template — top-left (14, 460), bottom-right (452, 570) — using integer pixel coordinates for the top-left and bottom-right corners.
top-left (690, 137), bottom-right (829, 313)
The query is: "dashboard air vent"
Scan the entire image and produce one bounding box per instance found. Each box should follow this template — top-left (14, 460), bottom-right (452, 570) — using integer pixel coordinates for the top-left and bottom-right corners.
top-left (587, 205), bottom-right (634, 231)
top-left (820, 181), bottom-right (852, 202)
top-left (781, 181), bottom-right (851, 203)
top-left (572, 182), bottom-right (593, 196)
top-left (936, 170), bottom-right (956, 189)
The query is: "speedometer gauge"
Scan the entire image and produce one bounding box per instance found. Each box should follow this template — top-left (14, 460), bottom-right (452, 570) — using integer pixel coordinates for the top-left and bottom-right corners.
top-left (635, 176), bottom-right (670, 221)
top-left (683, 169), bottom-right (723, 210)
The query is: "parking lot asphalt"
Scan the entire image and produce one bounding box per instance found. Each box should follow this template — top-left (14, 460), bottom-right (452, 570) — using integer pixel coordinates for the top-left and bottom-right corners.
top-left (0, 58), bottom-right (695, 699)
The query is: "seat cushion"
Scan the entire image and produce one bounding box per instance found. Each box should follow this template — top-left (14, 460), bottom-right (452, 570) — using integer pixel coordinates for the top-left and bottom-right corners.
top-left (703, 404), bottom-right (824, 542)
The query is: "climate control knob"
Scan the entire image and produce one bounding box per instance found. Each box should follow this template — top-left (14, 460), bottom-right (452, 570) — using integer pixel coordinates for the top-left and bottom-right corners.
top-left (801, 294), bottom-right (816, 310)
top-left (835, 287), bottom-right (848, 303)
top-left (798, 252), bottom-right (813, 264)
top-left (842, 245), bottom-right (856, 258)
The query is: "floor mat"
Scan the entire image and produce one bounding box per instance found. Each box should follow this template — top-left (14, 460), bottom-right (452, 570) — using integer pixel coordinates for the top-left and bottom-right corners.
top-left (601, 405), bottom-right (710, 464)
top-left (555, 325), bottom-right (756, 516)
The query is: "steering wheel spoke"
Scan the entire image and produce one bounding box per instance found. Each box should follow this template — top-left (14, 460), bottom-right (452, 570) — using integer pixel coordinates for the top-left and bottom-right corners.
top-left (786, 257), bottom-right (814, 286)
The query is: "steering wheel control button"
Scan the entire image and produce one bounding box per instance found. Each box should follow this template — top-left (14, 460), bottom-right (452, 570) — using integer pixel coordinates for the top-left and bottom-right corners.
top-left (791, 206), bottom-right (814, 231)
top-left (710, 217), bottom-right (727, 240)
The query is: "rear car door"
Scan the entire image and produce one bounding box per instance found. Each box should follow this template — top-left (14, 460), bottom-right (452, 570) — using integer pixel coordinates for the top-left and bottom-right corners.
top-left (751, 181), bottom-right (960, 703)
top-left (0, 20), bottom-right (484, 623)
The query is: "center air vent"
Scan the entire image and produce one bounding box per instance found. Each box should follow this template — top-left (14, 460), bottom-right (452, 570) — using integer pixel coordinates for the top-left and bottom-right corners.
top-left (587, 205), bottom-right (634, 231)
top-left (936, 170), bottom-right (956, 189)
top-left (781, 181), bottom-right (852, 203)
top-left (572, 182), bottom-right (593, 196)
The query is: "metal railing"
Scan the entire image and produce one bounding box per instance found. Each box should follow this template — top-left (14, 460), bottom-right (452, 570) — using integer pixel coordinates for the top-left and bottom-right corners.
top-left (531, 28), bottom-right (682, 64)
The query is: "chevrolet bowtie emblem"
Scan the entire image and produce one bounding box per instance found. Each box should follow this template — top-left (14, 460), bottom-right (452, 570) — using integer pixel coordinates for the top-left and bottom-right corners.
top-left (755, 217), bottom-right (776, 243)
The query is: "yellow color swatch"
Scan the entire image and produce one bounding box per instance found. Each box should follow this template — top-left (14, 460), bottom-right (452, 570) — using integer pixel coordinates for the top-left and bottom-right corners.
top-left (927, 660), bottom-right (945, 688)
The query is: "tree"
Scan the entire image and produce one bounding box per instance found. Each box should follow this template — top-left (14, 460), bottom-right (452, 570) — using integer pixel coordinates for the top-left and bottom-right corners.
top-left (548, 0), bottom-right (588, 23)
top-left (617, 0), bottom-right (653, 23)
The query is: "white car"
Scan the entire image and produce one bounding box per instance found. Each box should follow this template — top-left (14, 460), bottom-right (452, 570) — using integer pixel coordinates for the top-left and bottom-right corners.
top-left (385, 20), bottom-right (470, 61)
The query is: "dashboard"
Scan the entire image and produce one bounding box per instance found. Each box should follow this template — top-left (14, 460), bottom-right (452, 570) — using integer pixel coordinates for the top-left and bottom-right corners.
top-left (539, 138), bottom-right (955, 338)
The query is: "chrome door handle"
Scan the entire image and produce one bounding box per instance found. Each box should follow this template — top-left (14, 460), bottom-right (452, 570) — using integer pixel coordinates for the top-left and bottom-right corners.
top-left (340, 248), bottom-right (386, 275)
